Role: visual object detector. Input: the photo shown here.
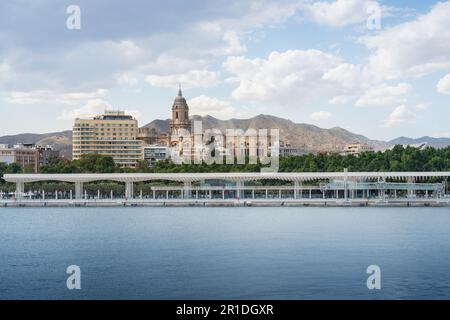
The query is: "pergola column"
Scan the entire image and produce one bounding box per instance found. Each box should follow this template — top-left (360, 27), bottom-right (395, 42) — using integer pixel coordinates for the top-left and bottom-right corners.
top-left (75, 182), bottom-right (83, 200)
top-left (15, 181), bottom-right (25, 200)
top-left (344, 169), bottom-right (348, 201)
top-left (236, 180), bottom-right (244, 199)
top-left (125, 181), bottom-right (134, 199)
top-left (183, 181), bottom-right (192, 199)
top-left (294, 181), bottom-right (300, 199)
top-left (407, 177), bottom-right (416, 198)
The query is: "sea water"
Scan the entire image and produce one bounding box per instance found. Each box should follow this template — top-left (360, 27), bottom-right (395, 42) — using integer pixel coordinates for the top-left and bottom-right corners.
top-left (1, 206), bottom-right (450, 299)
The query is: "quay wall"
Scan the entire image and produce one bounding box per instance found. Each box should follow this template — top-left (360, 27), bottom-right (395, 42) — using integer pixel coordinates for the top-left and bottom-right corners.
top-left (1, 198), bottom-right (449, 208)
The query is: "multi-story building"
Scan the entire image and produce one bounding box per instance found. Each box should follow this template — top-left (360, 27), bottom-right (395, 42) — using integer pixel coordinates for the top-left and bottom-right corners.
top-left (37, 145), bottom-right (60, 168)
top-left (137, 127), bottom-right (158, 145)
top-left (143, 145), bottom-right (170, 166)
top-left (72, 110), bottom-right (144, 167)
top-left (0, 144), bottom-right (39, 172)
top-left (278, 140), bottom-right (305, 157)
top-left (343, 143), bottom-right (373, 155)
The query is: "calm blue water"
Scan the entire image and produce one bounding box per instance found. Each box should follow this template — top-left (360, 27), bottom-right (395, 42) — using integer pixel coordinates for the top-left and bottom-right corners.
top-left (1, 206), bottom-right (450, 300)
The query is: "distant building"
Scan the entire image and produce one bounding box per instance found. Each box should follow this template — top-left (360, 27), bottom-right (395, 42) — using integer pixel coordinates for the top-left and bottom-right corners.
top-left (0, 144), bottom-right (60, 173)
top-left (279, 140), bottom-right (306, 157)
top-left (72, 110), bottom-right (144, 168)
top-left (37, 145), bottom-right (60, 168)
top-left (343, 143), bottom-right (373, 155)
top-left (279, 147), bottom-right (305, 157)
top-left (137, 127), bottom-right (170, 146)
top-left (0, 144), bottom-right (39, 172)
top-left (137, 127), bottom-right (158, 145)
top-left (143, 145), bottom-right (170, 166)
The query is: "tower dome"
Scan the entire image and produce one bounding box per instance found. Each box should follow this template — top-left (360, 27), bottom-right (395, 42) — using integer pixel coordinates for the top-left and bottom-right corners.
top-left (170, 84), bottom-right (191, 133)
top-left (172, 84), bottom-right (188, 109)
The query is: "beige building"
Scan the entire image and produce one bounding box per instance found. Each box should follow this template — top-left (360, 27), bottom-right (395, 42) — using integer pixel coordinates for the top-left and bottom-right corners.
top-left (0, 144), bottom-right (39, 173)
top-left (343, 143), bottom-right (373, 155)
top-left (72, 110), bottom-right (143, 167)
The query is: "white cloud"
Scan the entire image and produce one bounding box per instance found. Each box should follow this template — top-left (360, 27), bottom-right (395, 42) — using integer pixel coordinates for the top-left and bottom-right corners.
top-left (223, 49), bottom-right (342, 106)
top-left (361, 1), bottom-right (450, 79)
top-left (322, 63), bottom-right (362, 88)
top-left (0, 1), bottom-right (302, 94)
top-left (437, 73), bottom-right (450, 95)
top-left (303, 0), bottom-right (380, 27)
top-left (58, 99), bottom-right (141, 121)
top-left (382, 105), bottom-right (416, 127)
top-left (329, 95), bottom-right (354, 105)
top-left (145, 70), bottom-right (219, 89)
top-left (355, 83), bottom-right (411, 107)
top-left (59, 99), bottom-right (112, 120)
top-left (5, 89), bottom-right (108, 105)
top-left (310, 111), bottom-right (332, 121)
top-left (116, 74), bottom-right (139, 87)
top-left (188, 95), bottom-right (242, 119)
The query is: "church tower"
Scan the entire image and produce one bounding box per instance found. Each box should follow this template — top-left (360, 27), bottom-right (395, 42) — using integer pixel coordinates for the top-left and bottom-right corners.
top-left (170, 85), bottom-right (191, 132)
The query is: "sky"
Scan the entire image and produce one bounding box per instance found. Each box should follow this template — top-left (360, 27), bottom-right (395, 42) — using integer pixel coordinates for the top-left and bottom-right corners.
top-left (0, 0), bottom-right (449, 141)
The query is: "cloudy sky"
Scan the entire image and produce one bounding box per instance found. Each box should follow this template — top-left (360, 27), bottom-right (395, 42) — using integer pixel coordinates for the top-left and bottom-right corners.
top-left (0, 0), bottom-right (449, 140)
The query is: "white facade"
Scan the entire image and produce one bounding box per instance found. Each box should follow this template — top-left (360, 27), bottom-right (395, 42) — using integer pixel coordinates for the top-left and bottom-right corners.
top-left (143, 145), bottom-right (170, 166)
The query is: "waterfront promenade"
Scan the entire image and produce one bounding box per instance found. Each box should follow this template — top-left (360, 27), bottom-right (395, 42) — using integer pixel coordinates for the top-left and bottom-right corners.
top-left (1, 171), bottom-right (449, 207)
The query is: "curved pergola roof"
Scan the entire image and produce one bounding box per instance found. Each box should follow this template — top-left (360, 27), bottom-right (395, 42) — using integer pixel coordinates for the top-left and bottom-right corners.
top-left (3, 172), bottom-right (450, 184)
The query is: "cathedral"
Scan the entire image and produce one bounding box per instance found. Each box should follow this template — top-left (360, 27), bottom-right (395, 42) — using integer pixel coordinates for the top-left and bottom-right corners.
top-left (137, 86), bottom-right (274, 163)
top-left (137, 85), bottom-right (193, 153)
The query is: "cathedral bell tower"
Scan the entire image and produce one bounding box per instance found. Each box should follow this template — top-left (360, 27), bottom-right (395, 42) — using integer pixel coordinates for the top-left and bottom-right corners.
top-left (170, 84), bottom-right (191, 133)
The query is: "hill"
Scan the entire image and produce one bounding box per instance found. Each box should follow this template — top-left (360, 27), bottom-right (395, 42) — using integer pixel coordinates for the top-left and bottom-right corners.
top-left (388, 136), bottom-right (450, 149)
top-left (4, 115), bottom-right (449, 160)
top-left (144, 114), bottom-right (388, 153)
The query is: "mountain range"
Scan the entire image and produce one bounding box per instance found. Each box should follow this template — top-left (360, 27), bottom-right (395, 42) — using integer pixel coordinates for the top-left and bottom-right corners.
top-left (388, 136), bottom-right (450, 149)
top-left (143, 114), bottom-right (389, 152)
top-left (1, 114), bottom-right (449, 160)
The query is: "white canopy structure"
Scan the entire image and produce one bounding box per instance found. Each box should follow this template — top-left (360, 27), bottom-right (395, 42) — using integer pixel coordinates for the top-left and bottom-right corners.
top-left (3, 171), bottom-right (450, 200)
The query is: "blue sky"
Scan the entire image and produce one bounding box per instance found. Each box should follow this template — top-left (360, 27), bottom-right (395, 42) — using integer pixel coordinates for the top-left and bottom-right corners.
top-left (0, 0), bottom-right (449, 141)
